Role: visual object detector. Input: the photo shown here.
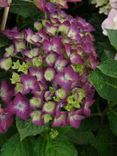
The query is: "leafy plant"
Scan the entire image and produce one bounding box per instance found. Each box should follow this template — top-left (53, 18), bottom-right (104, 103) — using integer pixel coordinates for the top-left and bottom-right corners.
top-left (0, 0), bottom-right (117, 156)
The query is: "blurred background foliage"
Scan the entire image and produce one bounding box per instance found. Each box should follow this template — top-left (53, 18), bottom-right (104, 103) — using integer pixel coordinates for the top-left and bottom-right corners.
top-left (0, 0), bottom-right (117, 156)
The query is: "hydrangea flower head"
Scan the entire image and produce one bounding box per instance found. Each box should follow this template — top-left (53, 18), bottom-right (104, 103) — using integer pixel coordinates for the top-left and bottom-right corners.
top-left (0, 6), bottom-right (98, 132)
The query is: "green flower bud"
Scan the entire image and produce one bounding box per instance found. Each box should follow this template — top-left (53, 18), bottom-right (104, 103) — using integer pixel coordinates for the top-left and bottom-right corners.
top-left (11, 72), bottom-right (21, 84)
top-left (30, 97), bottom-right (42, 108)
top-left (18, 62), bottom-right (29, 74)
top-left (43, 114), bottom-right (52, 124)
top-left (49, 129), bottom-right (59, 139)
top-left (0, 58), bottom-right (12, 71)
top-left (32, 57), bottom-right (42, 67)
top-left (56, 88), bottom-right (66, 99)
top-left (15, 41), bottom-right (26, 52)
top-left (12, 60), bottom-right (21, 70)
top-left (15, 83), bottom-right (23, 93)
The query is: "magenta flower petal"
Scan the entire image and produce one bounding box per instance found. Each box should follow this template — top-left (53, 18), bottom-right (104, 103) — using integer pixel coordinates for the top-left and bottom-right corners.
top-left (29, 67), bottom-right (45, 82)
top-left (44, 91), bottom-right (53, 101)
top-left (25, 29), bottom-right (42, 45)
top-left (21, 74), bottom-right (39, 94)
top-left (89, 54), bottom-right (99, 69)
top-left (0, 108), bottom-right (13, 133)
top-left (68, 110), bottom-right (85, 128)
top-left (23, 48), bottom-right (39, 58)
top-left (83, 98), bottom-right (95, 116)
top-left (68, 24), bottom-right (80, 41)
top-left (70, 53), bottom-right (83, 64)
top-left (0, 80), bottom-right (14, 104)
top-left (3, 27), bottom-right (24, 40)
top-left (46, 2), bottom-right (58, 13)
top-left (55, 67), bottom-right (78, 89)
top-left (44, 37), bottom-right (62, 54)
top-left (11, 94), bottom-right (30, 120)
top-left (55, 72), bottom-right (72, 90)
top-left (55, 57), bottom-right (68, 72)
top-left (52, 112), bottom-right (67, 127)
top-left (25, 28), bottom-right (33, 43)
top-left (64, 43), bottom-right (72, 57)
top-left (64, 67), bottom-right (78, 81)
top-left (36, 30), bottom-right (47, 43)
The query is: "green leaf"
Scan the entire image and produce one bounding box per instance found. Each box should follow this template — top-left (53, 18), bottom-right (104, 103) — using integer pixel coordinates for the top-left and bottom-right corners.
top-left (57, 118), bottom-right (99, 145)
top-left (107, 29), bottom-right (117, 50)
top-left (34, 136), bottom-right (47, 156)
top-left (45, 136), bottom-right (78, 156)
top-left (68, 129), bottom-right (95, 145)
top-left (97, 59), bottom-right (117, 78)
top-left (34, 135), bottom-right (78, 156)
top-left (92, 127), bottom-right (115, 156)
top-left (0, 134), bottom-right (33, 156)
top-left (108, 111), bottom-right (117, 136)
top-left (88, 69), bottom-right (117, 101)
top-left (77, 146), bottom-right (98, 156)
top-left (0, 33), bottom-right (10, 48)
top-left (78, 117), bottom-right (100, 131)
top-left (16, 118), bottom-right (49, 141)
top-left (11, 0), bottom-right (40, 18)
top-left (0, 126), bottom-right (16, 146)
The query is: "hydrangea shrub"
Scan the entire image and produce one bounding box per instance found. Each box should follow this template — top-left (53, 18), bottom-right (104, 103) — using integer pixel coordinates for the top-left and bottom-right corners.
top-left (0, 1), bottom-right (117, 156)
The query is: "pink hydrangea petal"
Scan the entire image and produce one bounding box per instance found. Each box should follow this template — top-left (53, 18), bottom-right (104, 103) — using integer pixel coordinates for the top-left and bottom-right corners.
top-left (68, 110), bottom-right (85, 128)
top-left (52, 112), bottom-right (67, 127)
top-left (0, 108), bottom-right (13, 133)
top-left (11, 94), bottom-right (30, 120)
top-left (0, 80), bottom-right (14, 104)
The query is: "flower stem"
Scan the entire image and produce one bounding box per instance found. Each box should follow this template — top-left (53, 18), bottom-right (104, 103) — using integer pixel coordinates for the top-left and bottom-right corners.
top-left (1, 0), bottom-right (12, 30)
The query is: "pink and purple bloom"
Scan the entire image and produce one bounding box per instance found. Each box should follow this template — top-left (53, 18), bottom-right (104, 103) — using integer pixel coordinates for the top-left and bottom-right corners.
top-left (21, 74), bottom-right (39, 94)
top-left (11, 94), bottom-right (30, 120)
top-left (0, 80), bottom-right (14, 104)
top-left (0, 4), bottom-right (98, 132)
top-left (52, 112), bottom-right (67, 127)
top-left (29, 67), bottom-right (45, 82)
top-left (43, 37), bottom-right (62, 54)
top-left (68, 110), bottom-right (84, 128)
top-left (55, 67), bottom-right (78, 90)
top-left (55, 57), bottom-right (68, 72)
top-left (0, 108), bottom-right (13, 133)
